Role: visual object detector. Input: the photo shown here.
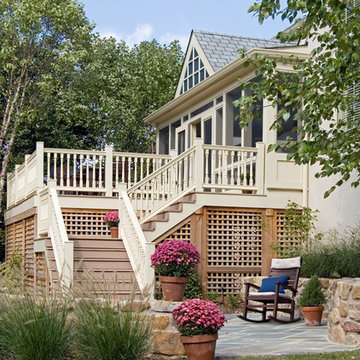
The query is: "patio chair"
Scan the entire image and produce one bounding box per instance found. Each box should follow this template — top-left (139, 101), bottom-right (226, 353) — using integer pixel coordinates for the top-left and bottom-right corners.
top-left (238, 256), bottom-right (302, 323)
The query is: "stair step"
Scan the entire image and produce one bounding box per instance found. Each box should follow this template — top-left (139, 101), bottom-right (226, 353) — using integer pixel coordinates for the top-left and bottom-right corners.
top-left (179, 193), bottom-right (196, 203)
top-left (141, 222), bottom-right (155, 231)
top-left (151, 212), bottom-right (169, 222)
top-left (165, 203), bottom-right (183, 213)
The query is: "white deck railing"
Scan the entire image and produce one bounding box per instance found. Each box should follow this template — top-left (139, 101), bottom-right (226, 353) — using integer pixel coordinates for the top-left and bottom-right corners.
top-left (128, 145), bottom-right (197, 221)
top-left (119, 187), bottom-right (155, 296)
top-left (47, 181), bottom-right (73, 289)
top-left (7, 142), bottom-right (171, 206)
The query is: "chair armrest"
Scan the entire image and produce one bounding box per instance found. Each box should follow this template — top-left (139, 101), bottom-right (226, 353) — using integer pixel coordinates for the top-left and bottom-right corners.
top-left (283, 284), bottom-right (297, 295)
top-left (245, 282), bottom-right (260, 290)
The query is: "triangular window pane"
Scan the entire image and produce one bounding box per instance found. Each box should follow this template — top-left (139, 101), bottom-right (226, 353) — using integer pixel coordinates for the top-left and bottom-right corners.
top-left (194, 48), bottom-right (198, 57)
top-left (190, 49), bottom-right (193, 61)
top-left (200, 59), bottom-right (204, 68)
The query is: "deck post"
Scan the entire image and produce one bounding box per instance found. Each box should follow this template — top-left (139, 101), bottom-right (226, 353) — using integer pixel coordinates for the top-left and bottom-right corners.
top-left (194, 138), bottom-right (203, 192)
top-left (36, 142), bottom-right (44, 190)
top-left (105, 145), bottom-right (113, 197)
top-left (255, 142), bottom-right (265, 195)
top-left (24, 154), bottom-right (30, 197)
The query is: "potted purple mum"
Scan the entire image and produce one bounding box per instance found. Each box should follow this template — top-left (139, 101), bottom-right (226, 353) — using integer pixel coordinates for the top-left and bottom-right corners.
top-left (151, 239), bottom-right (200, 301)
top-left (172, 298), bottom-right (226, 360)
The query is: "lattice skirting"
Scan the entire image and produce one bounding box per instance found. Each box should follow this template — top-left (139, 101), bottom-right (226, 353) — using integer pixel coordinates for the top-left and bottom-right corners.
top-left (155, 207), bottom-right (300, 295)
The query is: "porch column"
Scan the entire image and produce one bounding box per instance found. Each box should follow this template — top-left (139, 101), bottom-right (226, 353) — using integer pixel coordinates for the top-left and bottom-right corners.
top-left (105, 145), bottom-right (113, 196)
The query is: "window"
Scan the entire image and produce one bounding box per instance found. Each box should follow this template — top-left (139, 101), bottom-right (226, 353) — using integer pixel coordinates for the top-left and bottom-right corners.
top-left (277, 93), bottom-right (298, 144)
top-left (180, 48), bottom-right (209, 95)
top-left (171, 120), bottom-right (181, 149)
top-left (159, 126), bottom-right (169, 154)
top-left (190, 101), bottom-right (213, 118)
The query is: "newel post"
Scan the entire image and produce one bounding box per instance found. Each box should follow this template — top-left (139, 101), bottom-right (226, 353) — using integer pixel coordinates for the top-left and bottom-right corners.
top-left (36, 142), bottom-right (44, 190)
top-left (194, 138), bottom-right (204, 192)
top-left (255, 142), bottom-right (265, 195)
top-left (105, 145), bottom-right (113, 197)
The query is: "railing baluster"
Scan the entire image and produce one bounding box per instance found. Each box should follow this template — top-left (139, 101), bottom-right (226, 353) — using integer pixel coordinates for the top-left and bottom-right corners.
top-left (250, 151), bottom-right (254, 186)
top-left (140, 158), bottom-right (144, 181)
top-left (73, 154), bottom-right (77, 187)
top-left (237, 150), bottom-right (241, 186)
top-left (122, 156), bottom-right (125, 184)
top-left (230, 151), bottom-right (235, 186)
top-left (66, 154), bottom-right (70, 187)
top-left (115, 156), bottom-right (119, 186)
top-left (204, 149), bottom-right (209, 184)
top-left (60, 153), bottom-right (64, 187)
top-left (79, 154), bottom-right (83, 187)
top-left (92, 155), bottom-right (96, 188)
top-left (54, 153), bottom-right (57, 185)
top-left (128, 156), bottom-right (131, 187)
top-left (47, 152), bottom-right (51, 183)
top-left (99, 155), bottom-right (103, 188)
top-left (86, 155), bottom-right (89, 188)
top-left (146, 158), bottom-right (150, 177)
top-left (134, 157), bottom-right (138, 184)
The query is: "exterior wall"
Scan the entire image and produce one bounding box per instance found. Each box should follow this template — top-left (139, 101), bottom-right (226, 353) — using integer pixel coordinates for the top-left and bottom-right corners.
top-left (309, 164), bottom-right (360, 234)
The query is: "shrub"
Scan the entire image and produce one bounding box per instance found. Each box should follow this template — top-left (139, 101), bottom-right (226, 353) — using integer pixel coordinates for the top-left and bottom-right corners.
top-left (172, 298), bottom-right (226, 336)
top-left (301, 223), bottom-right (360, 278)
top-left (227, 294), bottom-right (241, 308)
top-left (299, 275), bottom-right (326, 307)
top-left (151, 239), bottom-right (200, 277)
top-left (206, 290), bottom-right (219, 302)
top-left (74, 300), bottom-right (152, 360)
top-left (0, 296), bottom-right (72, 360)
top-left (184, 270), bottom-right (203, 299)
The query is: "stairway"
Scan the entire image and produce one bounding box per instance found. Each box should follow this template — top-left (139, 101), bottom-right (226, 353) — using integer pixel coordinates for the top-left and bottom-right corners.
top-left (140, 193), bottom-right (202, 243)
top-left (72, 236), bottom-right (141, 299)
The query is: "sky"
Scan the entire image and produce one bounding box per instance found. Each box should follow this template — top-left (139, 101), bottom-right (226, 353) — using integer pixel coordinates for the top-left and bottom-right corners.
top-left (80, 0), bottom-right (291, 50)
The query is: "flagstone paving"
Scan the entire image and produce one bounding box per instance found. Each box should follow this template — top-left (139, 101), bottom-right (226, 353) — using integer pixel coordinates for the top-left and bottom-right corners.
top-left (216, 315), bottom-right (358, 358)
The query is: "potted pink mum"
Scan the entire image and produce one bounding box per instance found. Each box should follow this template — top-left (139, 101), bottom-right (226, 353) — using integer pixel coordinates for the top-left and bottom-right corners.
top-left (151, 239), bottom-right (200, 301)
top-left (103, 211), bottom-right (119, 238)
top-left (172, 298), bottom-right (226, 360)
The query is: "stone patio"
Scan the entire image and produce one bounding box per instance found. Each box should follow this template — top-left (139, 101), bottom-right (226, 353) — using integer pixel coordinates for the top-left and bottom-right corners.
top-left (216, 315), bottom-right (358, 358)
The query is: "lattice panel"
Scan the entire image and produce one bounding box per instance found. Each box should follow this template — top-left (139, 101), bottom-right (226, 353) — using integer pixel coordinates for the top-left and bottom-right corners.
top-left (35, 252), bottom-right (49, 297)
top-left (5, 224), bottom-right (15, 260)
top-left (62, 209), bottom-right (115, 237)
top-left (24, 217), bottom-right (35, 289)
top-left (206, 209), bottom-right (262, 267)
top-left (207, 272), bottom-right (260, 294)
top-left (162, 220), bottom-right (191, 243)
top-left (276, 210), bottom-right (301, 253)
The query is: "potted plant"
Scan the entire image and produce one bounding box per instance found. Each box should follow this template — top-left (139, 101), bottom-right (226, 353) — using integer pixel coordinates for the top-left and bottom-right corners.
top-left (103, 211), bottom-right (119, 238)
top-left (172, 298), bottom-right (226, 360)
top-left (299, 275), bottom-right (326, 326)
top-left (151, 239), bottom-right (200, 301)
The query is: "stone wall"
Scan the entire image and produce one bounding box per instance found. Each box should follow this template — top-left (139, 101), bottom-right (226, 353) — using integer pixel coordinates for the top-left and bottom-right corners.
top-left (327, 279), bottom-right (360, 346)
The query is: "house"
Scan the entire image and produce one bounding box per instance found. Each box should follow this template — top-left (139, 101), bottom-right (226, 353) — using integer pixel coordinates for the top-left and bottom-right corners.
top-left (4, 28), bottom-right (360, 298)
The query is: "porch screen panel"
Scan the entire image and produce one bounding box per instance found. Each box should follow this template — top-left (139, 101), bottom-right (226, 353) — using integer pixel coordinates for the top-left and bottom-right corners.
top-left (206, 208), bottom-right (262, 295)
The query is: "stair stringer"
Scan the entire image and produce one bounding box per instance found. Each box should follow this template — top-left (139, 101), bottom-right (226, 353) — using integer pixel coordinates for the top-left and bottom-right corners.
top-left (143, 196), bottom-right (203, 243)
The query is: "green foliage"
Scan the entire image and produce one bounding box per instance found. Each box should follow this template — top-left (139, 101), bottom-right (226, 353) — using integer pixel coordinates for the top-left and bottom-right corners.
top-left (300, 222), bottom-right (360, 278)
top-left (299, 275), bottom-right (326, 307)
top-left (0, 248), bottom-right (23, 285)
top-left (238, 1), bottom-right (360, 197)
top-left (74, 300), bottom-right (152, 360)
top-left (270, 201), bottom-right (322, 258)
top-left (0, 296), bottom-right (72, 360)
top-left (227, 293), bottom-right (241, 308)
top-left (184, 270), bottom-right (203, 299)
top-left (206, 291), bottom-right (219, 302)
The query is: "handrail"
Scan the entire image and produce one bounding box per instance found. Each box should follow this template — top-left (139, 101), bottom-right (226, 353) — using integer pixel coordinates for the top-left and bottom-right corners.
top-left (119, 188), bottom-right (154, 297)
top-left (48, 181), bottom-right (73, 289)
top-left (127, 145), bottom-right (197, 220)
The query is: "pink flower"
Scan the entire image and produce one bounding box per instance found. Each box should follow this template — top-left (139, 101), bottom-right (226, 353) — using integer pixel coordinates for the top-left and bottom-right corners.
top-left (172, 298), bottom-right (226, 336)
top-left (103, 211), bottom-right (119, 227)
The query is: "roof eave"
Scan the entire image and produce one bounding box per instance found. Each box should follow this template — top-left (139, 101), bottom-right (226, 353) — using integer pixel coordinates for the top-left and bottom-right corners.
top-left (144, 48), bottom-right (310, 126)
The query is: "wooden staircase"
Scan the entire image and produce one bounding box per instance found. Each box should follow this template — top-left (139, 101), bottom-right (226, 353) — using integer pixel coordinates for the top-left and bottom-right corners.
top-left (72, 236), bottom-right (140, 299)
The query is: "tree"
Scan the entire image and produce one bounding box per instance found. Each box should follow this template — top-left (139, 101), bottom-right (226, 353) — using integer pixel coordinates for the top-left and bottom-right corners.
top-left (237, 0), bottom-right (360, 197)
top-left (0, 0), bottom-right (94, 209)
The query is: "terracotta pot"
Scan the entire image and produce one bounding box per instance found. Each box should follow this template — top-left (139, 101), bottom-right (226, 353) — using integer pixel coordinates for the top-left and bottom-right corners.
top-left (242, 189), bottom-right (253, 194)
top-left (159, 275), bottom-right (188, 301)
top-left (302, 306), bottom-right (324, 326)
top-left (110, 226), bottom-right (119, 238)
top-left (180, 333), bottom-right (218, 360)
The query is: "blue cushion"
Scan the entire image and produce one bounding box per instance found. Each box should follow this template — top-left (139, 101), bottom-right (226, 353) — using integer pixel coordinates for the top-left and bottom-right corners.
top-left (259, 276), bottom-right (290, 294)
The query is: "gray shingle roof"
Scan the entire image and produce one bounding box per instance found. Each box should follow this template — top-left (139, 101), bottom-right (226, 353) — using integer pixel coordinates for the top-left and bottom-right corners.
top-left (193, 30), bottom-right (296, 72)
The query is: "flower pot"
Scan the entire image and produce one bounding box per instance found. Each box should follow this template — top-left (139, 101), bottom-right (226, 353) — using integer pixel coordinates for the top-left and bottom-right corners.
top-left (110, 226), bottom-right (118, 238)
top-left (242, 189), bottom-right (253, 194)
top-left (159, 275), bottom-right (188, 301)
top-left (180, 333), bottom-right (218, 360)
top-left (302, 306), bottom-right (324, 326)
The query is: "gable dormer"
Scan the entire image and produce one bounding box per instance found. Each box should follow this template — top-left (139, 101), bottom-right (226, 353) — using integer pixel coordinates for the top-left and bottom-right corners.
top-left (175, 31), bottom-right (214, 98)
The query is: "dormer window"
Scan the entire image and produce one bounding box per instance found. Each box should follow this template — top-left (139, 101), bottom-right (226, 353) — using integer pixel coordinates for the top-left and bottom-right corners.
top-left (180, 48), bottom-right (209, 95)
